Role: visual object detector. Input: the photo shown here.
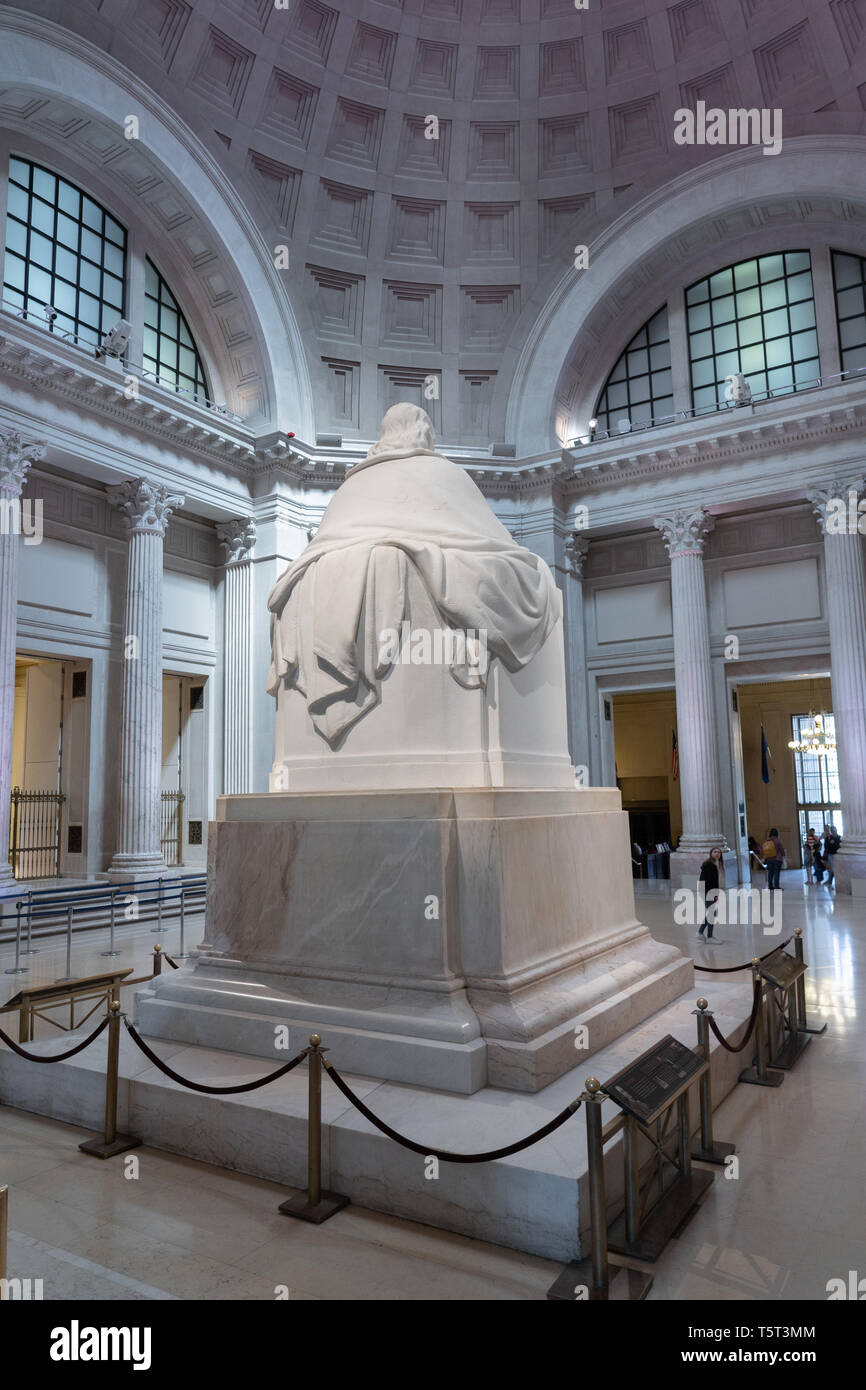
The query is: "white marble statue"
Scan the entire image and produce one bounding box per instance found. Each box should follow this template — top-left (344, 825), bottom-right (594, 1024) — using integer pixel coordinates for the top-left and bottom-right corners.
top-left (267, 404), bottom-right (562, 747)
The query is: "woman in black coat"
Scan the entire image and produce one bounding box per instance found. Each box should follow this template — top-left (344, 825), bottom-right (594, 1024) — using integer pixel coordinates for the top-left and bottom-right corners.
top-left (697, 846), bottom-right (723, 941)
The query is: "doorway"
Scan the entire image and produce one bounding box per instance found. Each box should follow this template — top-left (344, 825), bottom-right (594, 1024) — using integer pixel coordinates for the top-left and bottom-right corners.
top-left (9, 656), bottom-right (90, 879)
top-left (736, 677), bottom-right (836, 871)
top-left (162, 675), bottom-right (209, 869)
top-left (612, 690), bottom-right (681, 879)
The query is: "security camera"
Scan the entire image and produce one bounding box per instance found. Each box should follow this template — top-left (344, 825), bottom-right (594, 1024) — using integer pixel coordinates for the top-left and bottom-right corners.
top-left (44, 304), bottom-right (59, 324)
top-left (96, 319), bottom-right (132, 360)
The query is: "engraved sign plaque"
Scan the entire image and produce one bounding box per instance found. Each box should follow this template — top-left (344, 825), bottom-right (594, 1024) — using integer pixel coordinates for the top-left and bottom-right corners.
top-left (603, 1034), bottom-right (706, 1125)
top-left (759, 949), bottom-right (806, 992)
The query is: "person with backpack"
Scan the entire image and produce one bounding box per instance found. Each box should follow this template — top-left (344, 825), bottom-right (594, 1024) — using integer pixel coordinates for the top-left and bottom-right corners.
top-left (822, 824), bottom-right (841, 888)
top-left (762, 828), bottom-right (786, 891)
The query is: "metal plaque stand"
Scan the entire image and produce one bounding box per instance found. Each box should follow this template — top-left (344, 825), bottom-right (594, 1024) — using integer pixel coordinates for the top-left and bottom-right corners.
top-left (548, 1080), bottom-right (653, 1301)
top-left (762, 948), bottom-right (811, 1070)
top-left (738, 958), bottom-right (784, 1087)
top-left (597, 1035), bottom-right (714, 1263)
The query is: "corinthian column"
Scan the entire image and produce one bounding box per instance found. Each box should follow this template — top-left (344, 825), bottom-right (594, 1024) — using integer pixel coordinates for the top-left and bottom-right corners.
top-left (654, 508), bottom-right (730, 882)
top-left (807, 477), bottom-right (866, 894)
top-left (0, 431), bottom-right (46, 885)
top-left (217, 518), bottom-right (256, 794)
top-left (107, 478), bottom-right (184, 880)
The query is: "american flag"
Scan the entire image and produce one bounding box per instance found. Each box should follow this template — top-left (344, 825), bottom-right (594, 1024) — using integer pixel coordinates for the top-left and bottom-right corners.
top-left (671, 729), bottom-right (679, 781)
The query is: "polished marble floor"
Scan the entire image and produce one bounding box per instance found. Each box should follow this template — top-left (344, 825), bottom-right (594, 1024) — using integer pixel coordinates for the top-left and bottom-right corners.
top-left (0, 871), bottom-right (862, 1300)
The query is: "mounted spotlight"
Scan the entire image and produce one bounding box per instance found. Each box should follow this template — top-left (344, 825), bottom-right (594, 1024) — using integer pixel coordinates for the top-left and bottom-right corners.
top-left (96, 318), bottom-right (132, 360)
top-left (616, 418), bottom-right (632, 434)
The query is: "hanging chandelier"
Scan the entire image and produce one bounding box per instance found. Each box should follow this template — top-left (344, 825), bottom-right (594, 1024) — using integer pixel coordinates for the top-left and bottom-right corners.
top-left (788, 711), bottom-right (837, 757)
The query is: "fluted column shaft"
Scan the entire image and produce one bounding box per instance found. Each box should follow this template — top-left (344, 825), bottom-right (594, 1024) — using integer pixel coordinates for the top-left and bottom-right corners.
top-left (655, 509), bottom-right (726, 852)
top-left (0, 432), bottom-right (46, 884)
top-left (218, 519), bottom-right (256, 795)
top-left (809, 480), bottom-right (866, 884)
top-left (108, 479), bottom-right (183, 878)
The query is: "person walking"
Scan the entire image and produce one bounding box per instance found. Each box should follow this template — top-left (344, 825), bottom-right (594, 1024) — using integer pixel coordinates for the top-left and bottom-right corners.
top-left (804, 827), bottom-right (822, 884)
top-left (697, 846), bottom-right (724, 942)
top-left (822, 824), bottom-right (840, 889)
top-left (762, 828), bottom-right (786, 892)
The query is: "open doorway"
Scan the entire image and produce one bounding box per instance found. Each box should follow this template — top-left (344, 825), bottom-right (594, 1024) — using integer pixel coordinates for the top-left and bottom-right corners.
top-left (10, 656), bottom-right (90, 879)
top-left (612, 690), bottom-right (682, 879)
top-left (162, 675), bottom-right (209, 869)
top-left (736, 677), bottom-right (837, 872)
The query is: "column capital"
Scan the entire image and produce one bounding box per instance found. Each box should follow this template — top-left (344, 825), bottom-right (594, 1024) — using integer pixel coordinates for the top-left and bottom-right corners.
top-left (107, 477), bottom-right (184, 537)
top-left (806, 477), bottom-right (866, 534)
top-left (0, 429), bottom-right (46, 495)
top-left (217, 517), bottom-right (256, 564)
top-left (654, 508), bottom-right (714, 557)
top-left (565, 530), bottom-right (589, 579)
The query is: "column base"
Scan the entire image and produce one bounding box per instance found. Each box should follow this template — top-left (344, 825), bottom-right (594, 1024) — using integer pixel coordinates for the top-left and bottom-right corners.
top-left (670, 846), bottom-right (738, 887)
top-left (831, 846), bottom-right (866, 896)
top-left (107, 856), bottom-right (168, 885)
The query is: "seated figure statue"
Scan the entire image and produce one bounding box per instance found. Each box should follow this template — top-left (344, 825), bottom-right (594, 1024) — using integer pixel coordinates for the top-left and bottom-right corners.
top-left (266, 403), bottom-right (575, 791)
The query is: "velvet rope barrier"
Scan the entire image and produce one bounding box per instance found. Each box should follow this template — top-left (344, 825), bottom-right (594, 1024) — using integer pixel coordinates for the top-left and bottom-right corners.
top-left (0, 1015), bottom-right (109, 1063)
top-left (323, 1058), bottom-right (581, 1163)
top-left (694, 934), bottom-right (793, 973)
top-left (704, 978), bottom-right (763, 1054)
top-left (124, 1020), bottom-right (307, 1094)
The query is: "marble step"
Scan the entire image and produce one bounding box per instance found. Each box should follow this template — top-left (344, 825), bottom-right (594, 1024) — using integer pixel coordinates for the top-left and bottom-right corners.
top-left (0, 975), bottom-right (757, 1262)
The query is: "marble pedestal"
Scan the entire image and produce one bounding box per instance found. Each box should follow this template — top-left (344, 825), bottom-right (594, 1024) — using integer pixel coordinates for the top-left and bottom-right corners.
top-left (833, 848), bottom-right (866, 897)
top-left (137, 787), bottom-right (692, 1094)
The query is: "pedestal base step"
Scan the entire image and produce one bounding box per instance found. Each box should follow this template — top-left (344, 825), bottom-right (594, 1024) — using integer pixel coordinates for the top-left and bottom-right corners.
top-left (0, 977), bottom-right (755, 1262)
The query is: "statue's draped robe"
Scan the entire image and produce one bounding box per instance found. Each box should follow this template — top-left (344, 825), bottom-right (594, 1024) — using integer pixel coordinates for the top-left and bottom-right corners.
top-left (267, 447), bottom-right (562, 745)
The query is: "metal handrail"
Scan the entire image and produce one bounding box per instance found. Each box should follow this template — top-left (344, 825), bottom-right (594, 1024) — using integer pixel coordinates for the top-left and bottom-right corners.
top-left (0, 870), bottom-right (205, 906)
top-left (0, 873), bottom-right (207, 959)
top-left (568, 365), bottom-right (866, 446)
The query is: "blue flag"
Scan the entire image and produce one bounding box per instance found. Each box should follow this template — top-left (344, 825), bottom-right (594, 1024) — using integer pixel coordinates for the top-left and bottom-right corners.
top-left (761, 725), bottom-right (771, 784)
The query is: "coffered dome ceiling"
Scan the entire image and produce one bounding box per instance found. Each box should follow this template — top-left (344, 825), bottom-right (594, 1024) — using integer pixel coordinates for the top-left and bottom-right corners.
top-left (4, 0), bottom-right (866, 449)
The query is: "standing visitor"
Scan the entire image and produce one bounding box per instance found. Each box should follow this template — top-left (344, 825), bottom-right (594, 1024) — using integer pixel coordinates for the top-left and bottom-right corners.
top-left (822, 824), bottom-right (840, 889)
top-left (762, 828), bottom-right (786, 891)
top-left (804, 827), bottom-right (822, 883)
top-left (697, 846), bottom-right (724, 942)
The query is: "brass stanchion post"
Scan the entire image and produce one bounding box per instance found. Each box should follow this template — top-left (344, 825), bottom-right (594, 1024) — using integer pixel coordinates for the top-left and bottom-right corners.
top-left (0, 1184), bottom-right (7, 1299)
top-left (691, 999), bottom-right (735, 1164)
top-left (739, 959), bottom-right (784, 1087)
top-left (279, 1033), bottom-right (349, 1224)
top-left (152, 943), bottom-right (163, 976)
top-left (79, 1002), bottom-right (142, 1159)
top-left (548, 1080), bottom-right (652, 1301)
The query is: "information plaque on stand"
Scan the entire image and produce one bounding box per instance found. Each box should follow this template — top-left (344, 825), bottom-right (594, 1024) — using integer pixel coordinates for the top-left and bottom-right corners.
top-left (603, 1034), bottom-right (706, 1126)
top-left (604, 1034), bottom-right (713, 1262)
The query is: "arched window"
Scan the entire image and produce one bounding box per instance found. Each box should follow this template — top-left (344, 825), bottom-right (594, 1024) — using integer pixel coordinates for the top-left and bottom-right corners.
top-left (831, 250), bottom-right (866, 374)
top-left (3, 156), bottom-right (126, 348)
top-left (687, 251), bottom-right (818, 412)
top-left (143, 258), bottom-right (209, 403)
top-left (593, 308), bottom-right (673, 434)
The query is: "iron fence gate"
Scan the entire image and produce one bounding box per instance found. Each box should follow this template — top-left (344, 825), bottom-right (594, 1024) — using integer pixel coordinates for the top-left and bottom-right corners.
top-left (160, 790), bottom-right (185, 867)
top-left (8, 787), bottom-right (65, 880)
